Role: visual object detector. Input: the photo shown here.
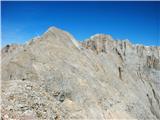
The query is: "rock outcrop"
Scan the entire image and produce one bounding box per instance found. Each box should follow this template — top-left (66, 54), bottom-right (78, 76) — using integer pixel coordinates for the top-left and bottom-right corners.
top-left (1, 27), bottom-right (160, 120)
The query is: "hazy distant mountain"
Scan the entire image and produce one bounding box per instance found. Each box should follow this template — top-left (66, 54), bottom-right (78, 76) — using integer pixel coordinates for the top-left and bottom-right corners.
top-left (1, 27), bottom-right (160, 120)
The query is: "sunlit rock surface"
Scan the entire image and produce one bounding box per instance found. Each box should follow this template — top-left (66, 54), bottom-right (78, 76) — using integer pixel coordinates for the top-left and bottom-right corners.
top-left (1, 27), bottom-right (160, 120)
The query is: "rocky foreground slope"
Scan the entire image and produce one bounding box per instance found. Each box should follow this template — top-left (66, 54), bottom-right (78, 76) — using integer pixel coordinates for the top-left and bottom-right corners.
top-left (1, 27), bottom-right (160, 120)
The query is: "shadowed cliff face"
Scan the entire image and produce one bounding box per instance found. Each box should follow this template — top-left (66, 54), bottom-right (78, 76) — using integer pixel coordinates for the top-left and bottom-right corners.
top-left (1, 27), bottom-right (160, 120)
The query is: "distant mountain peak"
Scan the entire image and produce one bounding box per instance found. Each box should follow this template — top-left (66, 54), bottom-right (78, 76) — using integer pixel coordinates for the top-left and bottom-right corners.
top-left (46, 26), bottom-right (63, 33)
top-left (90, 33), bottom-right (113, 41)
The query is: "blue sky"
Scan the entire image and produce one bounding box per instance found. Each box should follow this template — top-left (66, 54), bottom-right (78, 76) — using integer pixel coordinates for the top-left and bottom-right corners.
top-left (1, 1), bottom-right (160, 46)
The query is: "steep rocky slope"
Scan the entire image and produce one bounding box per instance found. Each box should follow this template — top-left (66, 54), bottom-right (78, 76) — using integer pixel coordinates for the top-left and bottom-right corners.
top-left (1, 27), bottom-right (160, 120)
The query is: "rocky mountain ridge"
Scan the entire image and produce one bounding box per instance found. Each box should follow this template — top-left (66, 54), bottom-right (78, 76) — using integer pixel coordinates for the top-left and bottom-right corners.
top-left (1, 27), bottom-right (160, 120)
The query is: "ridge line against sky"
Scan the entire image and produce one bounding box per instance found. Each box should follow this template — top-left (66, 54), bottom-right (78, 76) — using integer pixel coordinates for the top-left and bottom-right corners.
top-left (1, 1), bottom-right (160, 46)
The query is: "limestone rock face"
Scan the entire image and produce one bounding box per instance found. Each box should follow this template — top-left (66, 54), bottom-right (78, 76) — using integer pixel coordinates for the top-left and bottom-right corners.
top-left (1, 44), bottom-right (22, 58)
top-left (1, 27), bottom-right (160, 120)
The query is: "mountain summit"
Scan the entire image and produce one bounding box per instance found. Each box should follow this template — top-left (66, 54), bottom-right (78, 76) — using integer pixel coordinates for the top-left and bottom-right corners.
top-left (1, 27), bottom-right (160, 120)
